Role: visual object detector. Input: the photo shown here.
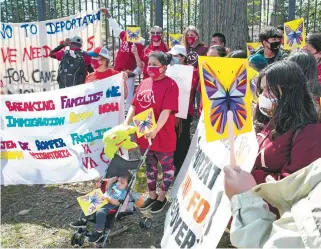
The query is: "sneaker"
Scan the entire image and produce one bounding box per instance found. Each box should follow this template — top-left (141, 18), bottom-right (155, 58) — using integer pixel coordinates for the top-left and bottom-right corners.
top-left (150, 198), bottom-right (167, 214)
top-left (88, 230), bottom-right (104, 243)
top-left (69, 219), bottom-right (87, 228)
top-left (140, 196), bottom-right (158, 211)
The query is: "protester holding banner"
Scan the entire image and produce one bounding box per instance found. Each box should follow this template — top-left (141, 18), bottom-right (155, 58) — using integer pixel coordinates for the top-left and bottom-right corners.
top-left (253, 61), bottom-right (321, 191)
top-left (224, 159), bottom-right (321, 248)
top-left (167, 45), bottom-right (196, 175)
top-left (49, 36), bottom-right (94, 88)
top-left (287, 51), bottom-right (321, 106)
top-left (133, 26), bottom-right (169, 79)
top-left (102, 9), bottom-right (144, 109)
top-left (304, 33), bottom-right (321, 84)
top-left (124, 51), bottom-right (178, 213)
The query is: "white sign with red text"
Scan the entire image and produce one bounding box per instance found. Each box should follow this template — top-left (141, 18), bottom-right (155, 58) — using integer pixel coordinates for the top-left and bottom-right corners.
top-left (0, 10), bottom-right (101, 94)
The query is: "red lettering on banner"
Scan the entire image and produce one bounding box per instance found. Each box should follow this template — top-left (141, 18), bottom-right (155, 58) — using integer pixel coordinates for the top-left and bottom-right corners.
top-left (82, 157), bottom-right (98, 169)
top-left (22, 46), bottom-right (52, 62)
top-left (186, 191), bottom-right (210, 223)
top-left (98, 102), bottom-right (119, 114)
top-left (81, 144), bottom-right (92, 154)
top-left (1, 47), bottom-right (17, 63)
top-left (1, 140), bottom-right (17, 150)
top-left (87, 36), bottom-right (94, 51)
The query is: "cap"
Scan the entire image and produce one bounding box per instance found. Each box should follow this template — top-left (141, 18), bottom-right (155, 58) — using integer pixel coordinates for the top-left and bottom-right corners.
top-left (168, 45), bottom-right (187, 57)
top-left (87, 46), bottom-right (110, 60)
top-left (71, 36), bottom-right (83, 45)
top-left (249, 53), bottom-right (268, 71)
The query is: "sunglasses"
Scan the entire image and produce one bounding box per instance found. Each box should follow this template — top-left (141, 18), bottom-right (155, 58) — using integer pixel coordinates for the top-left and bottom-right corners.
top-left (150, 31), bottom-right (162, 35)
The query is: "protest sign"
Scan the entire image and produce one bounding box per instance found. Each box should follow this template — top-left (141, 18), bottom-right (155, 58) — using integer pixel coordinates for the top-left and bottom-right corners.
top-left (246, 42), bottom-right (261, 57)
top-left (169, 34), bottom-right (184, 48)
top-left (166, 64), bottom-right (193, 119)
top-left (77, 188), bottom-right (108, 216)
top-left (0, 73), bottom-right (125, 185)
top-left (0, 10), bottom-right (101, 94)
top-left (162, 114), bottom-right (258, 249)
top-left (284, 18), bottom-right (306, 50)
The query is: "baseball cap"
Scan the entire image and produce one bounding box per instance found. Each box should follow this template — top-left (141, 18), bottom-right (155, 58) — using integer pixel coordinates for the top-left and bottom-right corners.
top-left (168, 45), bottom-right (187, 57)
top-left (87, 46), bottom-right (110, 60)
top-left (71, 36), bottom-right (83, 45)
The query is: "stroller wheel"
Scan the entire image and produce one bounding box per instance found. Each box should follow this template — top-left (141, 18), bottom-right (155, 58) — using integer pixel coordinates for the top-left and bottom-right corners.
top-left (78, 234), bottom-right (85, 246)
top-left (71, 232), bottom-right (78, 246)
top-left (140, 217), bottom-right (152, 229)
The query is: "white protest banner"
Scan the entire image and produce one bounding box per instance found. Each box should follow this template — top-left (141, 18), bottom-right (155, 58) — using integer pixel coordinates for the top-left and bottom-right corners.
top-left (161, 114), bottom-right (258, 249)
top-left (0, 10), bottom-right (101, 94)
top-left (0, 73), bottom-right (125, 185)
top-left (166, 64), bottom-right (193, 119)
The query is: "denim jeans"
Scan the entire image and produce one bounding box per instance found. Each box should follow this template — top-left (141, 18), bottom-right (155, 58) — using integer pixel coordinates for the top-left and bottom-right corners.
top-left (80, 203), bottom-right (117, 230)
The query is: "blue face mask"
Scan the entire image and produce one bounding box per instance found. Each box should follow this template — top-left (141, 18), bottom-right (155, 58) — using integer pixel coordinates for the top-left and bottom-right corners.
top-left (171, 57), bottom-right (180, 64)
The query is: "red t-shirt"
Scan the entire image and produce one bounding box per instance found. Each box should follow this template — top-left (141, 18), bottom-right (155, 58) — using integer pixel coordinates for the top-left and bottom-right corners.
top-left (141, 42), bottom-right (169, 79)
top-left (188, 68), bottom-right (199, 116)
top-left (114, 31), bottom-right (144, 72)
top-left (85, 69), bottom-right (119, 83)
top-left (132, 76), bottom-right (179, 152)
top-left (54, 47), bottom-right (91, 65)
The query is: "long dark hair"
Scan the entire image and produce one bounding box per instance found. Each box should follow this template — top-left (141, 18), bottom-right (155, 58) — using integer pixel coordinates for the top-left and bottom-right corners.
top-left (287, 51), bottom-right (321, 99)
top-left (255, 60), bottom-right (318, 138)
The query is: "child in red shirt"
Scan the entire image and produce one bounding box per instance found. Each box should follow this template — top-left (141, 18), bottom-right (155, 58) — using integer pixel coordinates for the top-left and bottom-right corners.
top-left (132, 26), bottom-right (169, 79)
top-left (86, 46), bottom-right (128, 99)
top-left (124, 51), bottom-right (178, 214)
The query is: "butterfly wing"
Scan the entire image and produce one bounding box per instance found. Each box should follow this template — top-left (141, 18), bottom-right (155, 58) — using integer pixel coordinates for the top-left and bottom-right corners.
top-left (133, 119), bottom-right (144, 134)
top-left (170, 36), bottom-right (175, 47)
top-left (128, 30), bottom-right (134, 39)
top-left (229, 64), bottom-right (247, 130)
top-left (201, 62), bottom-right (228, 134)
top-left (294, 21), bottom-right (304, 45)
top-left (285, 25), bottom-right (296, 47)
top-left (248, 45), bottom-right (255, 55)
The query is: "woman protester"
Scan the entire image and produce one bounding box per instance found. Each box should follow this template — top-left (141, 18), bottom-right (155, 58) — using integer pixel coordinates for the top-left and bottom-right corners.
top-left (133, 26), bottom-right (168, 79)
top-left (124, 51), bottom-right (179, 213)
top-left (167, 45), bottom-right (197, 175)
top-left (183, 25), bottom-right (208, 116)
top-left (86, 46), bottom-right (128, 99)
top-left (253, 61), bottom-right (321, 189)
top-left (288, 51), bottom-right (321, 106)
top-left (304, 33), bottom-right (321, 84)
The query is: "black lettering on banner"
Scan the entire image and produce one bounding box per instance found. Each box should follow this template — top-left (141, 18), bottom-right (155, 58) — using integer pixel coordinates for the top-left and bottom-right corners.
top-left (175, 221), bottom-right (188, 246)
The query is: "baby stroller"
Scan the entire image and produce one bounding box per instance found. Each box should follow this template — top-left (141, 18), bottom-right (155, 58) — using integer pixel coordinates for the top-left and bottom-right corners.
top-left (71, 147), bottom-right (152, 247)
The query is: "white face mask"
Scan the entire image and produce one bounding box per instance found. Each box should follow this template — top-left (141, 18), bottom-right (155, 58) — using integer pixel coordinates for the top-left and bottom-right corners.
top-left (258, 95), bottom-right (278, 117)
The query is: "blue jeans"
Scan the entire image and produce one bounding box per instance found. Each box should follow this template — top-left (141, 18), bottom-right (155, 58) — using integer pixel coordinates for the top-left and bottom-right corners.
top-left (80, 203), bottom-right (117, 230)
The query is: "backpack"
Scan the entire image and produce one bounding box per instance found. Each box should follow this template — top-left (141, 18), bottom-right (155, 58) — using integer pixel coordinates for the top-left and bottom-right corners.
top-left (57, 50), bottom-right (86, 88)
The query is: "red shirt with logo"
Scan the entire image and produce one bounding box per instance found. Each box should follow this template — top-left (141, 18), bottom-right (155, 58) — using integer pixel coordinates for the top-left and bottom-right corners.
top-left (141, 42), bottom-right (169, 79)
top-left (85, 69), bottom-right (119, 83)
top-left (132, 76), bottom-right (179, 152)
top-left (54, 47), bottom-right (92, 65)
top-left (186, 43), bottom-right (208, 68)
top-left (114, 31), bottom-right (144, 72)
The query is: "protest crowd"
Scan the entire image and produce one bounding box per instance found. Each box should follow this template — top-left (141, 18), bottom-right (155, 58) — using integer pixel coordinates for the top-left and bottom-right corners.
top-left (1, 7), bottom-right (321, 249)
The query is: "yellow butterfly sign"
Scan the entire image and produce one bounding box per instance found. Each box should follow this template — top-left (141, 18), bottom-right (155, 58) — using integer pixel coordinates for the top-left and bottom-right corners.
top-left (284, 18), bottom-right (306, 50)
top-left (77, 189), bottom-right (108, 216)
top-left (169, 34), bottom-right (184, 48)
top-left (126, 27), bottom-right (141, 43)
top-left (132, 108), bottom-right (156, 138)
top-left (246, 42), bottom-right (261, 57)
top-left (198, 56), bottom-right (253, 142)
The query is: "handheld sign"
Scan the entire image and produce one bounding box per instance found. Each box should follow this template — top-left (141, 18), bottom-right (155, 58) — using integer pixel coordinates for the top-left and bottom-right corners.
top-left (169, 34), bottom-right (184, 48)
top-left (126, 27), bottom-right (141, 43)
top-left (199, 57), bottom-right (253, 142)
top-left (77, 189), bottom-right (108, 216)
top-left (246, 42), bottom-right (261, 57)
top-left (284, 18), bottom-right (306, 50)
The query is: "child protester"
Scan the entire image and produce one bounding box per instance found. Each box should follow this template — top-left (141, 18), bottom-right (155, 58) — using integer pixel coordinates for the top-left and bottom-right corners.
top-left (70, 175), bottom-right (129, 243)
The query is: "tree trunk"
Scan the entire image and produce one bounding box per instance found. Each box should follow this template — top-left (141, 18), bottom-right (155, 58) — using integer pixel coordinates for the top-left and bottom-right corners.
top-left (198, 0), bottom-right (249, 51)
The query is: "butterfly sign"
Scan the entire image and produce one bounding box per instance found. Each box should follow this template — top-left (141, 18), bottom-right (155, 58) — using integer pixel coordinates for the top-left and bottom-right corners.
top-left (246, 42), bottom-right (261, 57)
top-left (198, 56), bottom-right (253, 142)
top-left (169, 34), bottom-right (184, 48)
top-left (126, 27), bottom-right (141, 43)
top-left (284, 18), bottom-right (306, 50)
top-left (132, 108), bottom-right (157, 139)
top-left (77, 189), bottom-right (108, 216)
